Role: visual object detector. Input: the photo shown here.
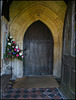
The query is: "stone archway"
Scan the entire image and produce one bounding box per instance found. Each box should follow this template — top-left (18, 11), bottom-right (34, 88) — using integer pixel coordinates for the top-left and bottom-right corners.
top-left (23, 20), bottom-right (54, 76)
top-left (9, 1), bottom-right (67, 78)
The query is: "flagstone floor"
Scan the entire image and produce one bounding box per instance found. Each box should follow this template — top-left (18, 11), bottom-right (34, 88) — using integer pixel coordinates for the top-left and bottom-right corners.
top-left (2, 83), bottom-right (64, 99)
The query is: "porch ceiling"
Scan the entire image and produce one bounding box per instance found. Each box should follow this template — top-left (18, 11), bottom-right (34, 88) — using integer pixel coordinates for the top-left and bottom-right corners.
top-left (2, 0), bottom-right (67, 21)
top-left (9, 1), bottom-right (67, 23)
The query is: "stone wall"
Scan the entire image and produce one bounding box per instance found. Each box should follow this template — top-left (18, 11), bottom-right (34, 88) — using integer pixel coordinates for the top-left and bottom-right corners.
top-left (9, 1), bottom-right (67, 78)
top-left (1, 16), bottom-right (11, 75)
top-left (1, 1), bottom-right (67, 79)
top-left (9, 1), bottom-right (66, 77)
top-left (1, 16), bottom-right (23, 79)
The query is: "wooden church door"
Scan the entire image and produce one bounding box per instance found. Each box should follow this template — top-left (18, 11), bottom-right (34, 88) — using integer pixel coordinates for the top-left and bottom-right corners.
top-left (61, 1), bottom-right (75, 99)
top-left (23, 21), bottom-right (53, 76)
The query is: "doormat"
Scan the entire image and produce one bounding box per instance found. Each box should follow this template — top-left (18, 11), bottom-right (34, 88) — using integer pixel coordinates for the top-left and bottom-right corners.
top-left (13, 76), bottom-right (59, 88)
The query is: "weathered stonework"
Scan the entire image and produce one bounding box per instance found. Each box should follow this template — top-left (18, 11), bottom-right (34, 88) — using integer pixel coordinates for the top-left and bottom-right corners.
top-left (9, 1), bottom-right (67, 78)
top-left (1, 1), bottom-right (67, 78)
top-left (12, 59), bottom-right (23, 79)
top-left (1, 16), bottom-right (10, 75)
top-left (1, 59), bottom-right (11, 75)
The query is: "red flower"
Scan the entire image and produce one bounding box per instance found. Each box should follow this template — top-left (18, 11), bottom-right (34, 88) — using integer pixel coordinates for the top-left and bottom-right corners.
top-left (14, 48), bottom-right (17, 51)
top-left (6, 58), bottom-right (8, 60)
top-left (16, 54), bottom-right (19, 57)
top-left (8, 53), bottom-right (10, 55)
top-left (13, 41), bottom-right (15, 44)
top-left (18, 48), bottom-right (21, 50)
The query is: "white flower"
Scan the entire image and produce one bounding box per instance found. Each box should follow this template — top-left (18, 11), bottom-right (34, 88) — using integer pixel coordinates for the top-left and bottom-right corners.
top-left (22, 55), bottom-right (24, 58)
top-left (15, 46), bottom-right (18, 49)
top-left (19, 52), bottom-right (22, 56)
top-left (12, 46), bottom-right (14, 48)
top-left (10, 36), bottom-right (12, 38)
top-left (17, 50), bottom-right (19, 52)
top-left (8, 42), bottom-right (11, 46)
top-left (7, 39), bottom-right (9, 41)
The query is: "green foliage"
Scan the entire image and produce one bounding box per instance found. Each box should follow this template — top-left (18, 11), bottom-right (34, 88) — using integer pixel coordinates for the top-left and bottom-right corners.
top-left (4, 33), bottom-right (24, 61)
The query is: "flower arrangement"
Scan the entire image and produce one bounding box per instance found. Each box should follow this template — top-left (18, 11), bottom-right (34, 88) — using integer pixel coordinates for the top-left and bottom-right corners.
top-left (4, 33), bottom-right (24, 61)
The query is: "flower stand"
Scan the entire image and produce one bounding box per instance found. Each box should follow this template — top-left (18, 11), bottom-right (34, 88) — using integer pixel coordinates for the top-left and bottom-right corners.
top-left (11, 59), bottom-right (23, 80)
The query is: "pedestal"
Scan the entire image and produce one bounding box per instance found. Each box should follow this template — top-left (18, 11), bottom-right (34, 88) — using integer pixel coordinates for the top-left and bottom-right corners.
top-left (12, 59), bottom-right (23, 80)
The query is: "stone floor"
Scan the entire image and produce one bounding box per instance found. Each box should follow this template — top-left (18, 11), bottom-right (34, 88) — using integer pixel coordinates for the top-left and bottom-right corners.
top-left (2, 82), bottom-right (64, 99)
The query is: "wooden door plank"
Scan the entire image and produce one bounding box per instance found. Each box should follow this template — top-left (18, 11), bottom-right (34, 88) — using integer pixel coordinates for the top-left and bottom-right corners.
top-left (23, 21), bottom-right (53, 75)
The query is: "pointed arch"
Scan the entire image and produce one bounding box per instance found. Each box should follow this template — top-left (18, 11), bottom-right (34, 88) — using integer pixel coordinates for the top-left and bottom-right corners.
top-left (23, 20), bottom-right (54, 75)
top-left (9, 3), bottom-right (66, 78)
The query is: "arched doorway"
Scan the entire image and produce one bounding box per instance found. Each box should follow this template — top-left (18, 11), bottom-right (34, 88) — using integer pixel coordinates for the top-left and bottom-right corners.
top-left (23, 20), bottom-right (54, 76)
